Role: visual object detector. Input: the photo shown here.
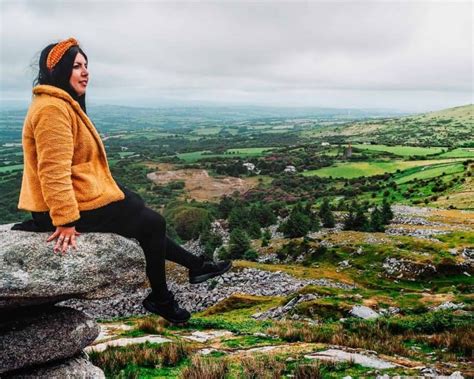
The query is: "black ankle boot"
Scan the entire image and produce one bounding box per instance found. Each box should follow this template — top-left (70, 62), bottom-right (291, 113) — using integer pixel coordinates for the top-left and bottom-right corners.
top-left (189, 257), bottom-right (232, 284)
top-left (142, 290), bottom-right (190, 323)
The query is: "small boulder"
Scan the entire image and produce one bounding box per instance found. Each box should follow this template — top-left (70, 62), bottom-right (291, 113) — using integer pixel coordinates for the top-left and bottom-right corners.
top-left (6, 352), bottom-right (104, 378)
top-left (349, 305), bottom-right (380, 319)
top-left (0, 306), bottom-right (99, 374)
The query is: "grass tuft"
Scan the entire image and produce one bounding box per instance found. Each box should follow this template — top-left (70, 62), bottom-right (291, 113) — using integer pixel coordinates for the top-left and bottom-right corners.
top-left (179, 355), bottom-right (229, 379)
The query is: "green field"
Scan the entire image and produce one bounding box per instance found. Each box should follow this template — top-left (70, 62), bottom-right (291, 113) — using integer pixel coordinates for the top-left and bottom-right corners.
top-left (193, 127), bottom-right (222, 135)
top-left (176, 147), bottom-right (275, 162)
top-left (352, 144), bottom-right (445, 157)
top-left (302, 159), bottom-right (465, 179)
top-left (438, 148), bottom-right (474, 158)
top-left (394, 162), bottom-right (466, 184)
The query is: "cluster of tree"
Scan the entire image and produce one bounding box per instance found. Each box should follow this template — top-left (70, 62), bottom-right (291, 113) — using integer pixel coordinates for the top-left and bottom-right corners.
top-left (278, 202), bottom-right (320, 238)
top-left (219, 196), bottom-right (277, 238)
top-left (343, 200), bottom-right (393, 232)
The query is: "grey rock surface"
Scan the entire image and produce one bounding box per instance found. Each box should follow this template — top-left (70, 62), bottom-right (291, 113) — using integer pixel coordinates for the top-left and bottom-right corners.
top-left (1, 228), bottom-right (147, 310)
top-left (57, 267), bottom-right (356, 319)
top-left (6, 352), bottom-right (105, 379)
top-left (0, 306), bottom-right (100, 374)
top-left (349, 305), bottom-right (380, 319)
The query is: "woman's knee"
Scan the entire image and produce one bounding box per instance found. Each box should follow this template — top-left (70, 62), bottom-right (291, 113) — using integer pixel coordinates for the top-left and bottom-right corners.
top-left (140, 207), bottom-right (166, 236)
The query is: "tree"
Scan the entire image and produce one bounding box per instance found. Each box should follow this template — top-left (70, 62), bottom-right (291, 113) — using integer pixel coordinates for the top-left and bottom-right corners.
top-left (353, 204), bottom-right (369, 231)
top-left (228, 228), bottom-right (251, 259)
top-left (250, 203), bottom-right (277, 227)
top-left (167, 206), bottom-right (211, 241)
top-left (228, 205), bottom-right (251, 231)
top-left (319, 198), bottom-right (335, 228)
top-left (246, 220), bottom-right (262, 239)
top-left (243, 249), bottom-right (259, 261)
top-left (381, 199), bottom-right (394, 225)
top-left (369, 206), bottom-right (385, 232)
top-left (343, 201), bottom-right (368, 232)
top-left (200, 228), bottom-right (223, 259)
top-left (279, 206), bottom-right (311, 238)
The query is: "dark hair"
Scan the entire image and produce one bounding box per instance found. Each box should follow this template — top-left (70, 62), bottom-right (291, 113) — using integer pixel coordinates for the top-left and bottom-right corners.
top-left (34, 43), bottom-right (88, 113)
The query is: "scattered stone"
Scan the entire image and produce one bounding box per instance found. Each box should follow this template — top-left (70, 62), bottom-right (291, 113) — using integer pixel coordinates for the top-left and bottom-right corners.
top-left (197, 348), bottom-right (221, 356)
top-left (304, 349), bottom-right (397, 369)
top-left (243, 345), bottom-right (279, 353)
top-left (182, 330), bottom-right (233, 343)
top-left (1, 230), bottom-right (147, 310)
top-left (431, 301), bottom-right (465, 311)
top-left (86, 335), bottom-right (171, 353)
top-left (338, 259), bottom-right (351, 268)
top-left (349, 305), bottom-right (380, 319)
top-left (94, 323), bottom-right (134, 344)
top-left (7, 352), bottom-right (104, 379)
top-left (419, 366), bottom-right (441, 376)
top-left (382, 257), bottom-right (436, 279)
top-left (385, 226), bottom-right (449, 240)
top-left (378, 306), bottom-right (400, 316)
top-left (58, 268), bottom-right (355, 319)
top-left (252, 293), bottom-right (318, 321)
top-left (0, 306), bottom-right (99, 374)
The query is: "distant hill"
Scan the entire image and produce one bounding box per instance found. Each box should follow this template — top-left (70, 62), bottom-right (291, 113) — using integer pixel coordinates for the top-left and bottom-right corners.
top-left (313, 104), bottom-right (473, 147)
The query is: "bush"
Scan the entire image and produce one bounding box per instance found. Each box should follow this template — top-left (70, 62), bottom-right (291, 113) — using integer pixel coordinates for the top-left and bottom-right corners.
top-left (165, 205), bottom-right (212, 241)
top-left (228, 228), bottom-right (251, 259)
top-left (243, 249), bottom-right (259, 261)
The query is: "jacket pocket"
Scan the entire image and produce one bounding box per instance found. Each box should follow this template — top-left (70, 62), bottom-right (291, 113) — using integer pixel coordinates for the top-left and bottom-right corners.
top-left (71, 161), bottom-right (103, 202)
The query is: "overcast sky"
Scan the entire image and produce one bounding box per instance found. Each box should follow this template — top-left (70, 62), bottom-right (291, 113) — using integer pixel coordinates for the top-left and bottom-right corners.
top-left (0, 0), bottom-right (472, 112)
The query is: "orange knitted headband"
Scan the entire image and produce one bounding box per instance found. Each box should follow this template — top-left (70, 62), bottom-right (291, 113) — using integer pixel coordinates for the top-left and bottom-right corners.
top-left (46, 37), bottom-right (79, 70)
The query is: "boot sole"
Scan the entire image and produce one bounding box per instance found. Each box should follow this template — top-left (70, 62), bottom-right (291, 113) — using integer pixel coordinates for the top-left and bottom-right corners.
top-left (142, 298), bottom-right (190, 323)
top-left (189, 261), bottom-right (233, 284)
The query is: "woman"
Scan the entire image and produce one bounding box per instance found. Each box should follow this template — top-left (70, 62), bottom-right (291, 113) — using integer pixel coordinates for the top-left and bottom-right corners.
top-left (12, 37), bottom-right (232, 323)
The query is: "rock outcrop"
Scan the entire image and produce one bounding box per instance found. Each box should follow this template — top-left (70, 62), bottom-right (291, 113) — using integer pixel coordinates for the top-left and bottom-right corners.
top-left (1, 226), bottom-right (147, 310)
top-left (0, 225), bottom-right (148, 377)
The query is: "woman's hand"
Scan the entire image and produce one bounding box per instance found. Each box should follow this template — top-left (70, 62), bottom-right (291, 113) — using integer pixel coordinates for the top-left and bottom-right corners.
top-left (47, 226), bottom-right (81, 254)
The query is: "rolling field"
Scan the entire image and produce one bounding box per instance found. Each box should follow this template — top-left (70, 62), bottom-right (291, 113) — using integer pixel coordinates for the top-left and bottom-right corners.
top-left (438, 148), bottom-right (474, 158)
top-left (302, 159), bottom-right (466, 179)
top-left (176, 147), bottom-right (275, 162)
top-left (394, 162), bottom-right (466, 184)
top-left (352, 144), bottom-right (445, 157)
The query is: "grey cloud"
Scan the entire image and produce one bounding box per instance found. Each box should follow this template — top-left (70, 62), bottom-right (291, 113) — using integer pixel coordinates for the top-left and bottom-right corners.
top-left (1, 0), bottom-right (472, 111)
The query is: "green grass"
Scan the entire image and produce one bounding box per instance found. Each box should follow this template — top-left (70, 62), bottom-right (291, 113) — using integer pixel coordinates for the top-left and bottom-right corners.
top-left (394, 162), bottom-right (465, 184)
top-left (118, 151), bottom-right (135, 158)
top-left (438, 148), bottom-right (474, 158)
top-left (192, 127), bottom-right (222, 135)
top-left (353, 144), bottom-right (445, 157)
top-left (302, 159), bottom-right (465, 179)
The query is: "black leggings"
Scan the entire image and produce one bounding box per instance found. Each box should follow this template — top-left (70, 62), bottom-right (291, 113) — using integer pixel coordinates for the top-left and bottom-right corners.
top-left (134, 207), bottom-right (203, 299)
top-left (18, 185), bottom-right (203, 301)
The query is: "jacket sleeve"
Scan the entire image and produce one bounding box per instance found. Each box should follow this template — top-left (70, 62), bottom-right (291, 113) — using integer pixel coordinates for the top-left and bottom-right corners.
top-left (32, 104), bottom-right (80, 226)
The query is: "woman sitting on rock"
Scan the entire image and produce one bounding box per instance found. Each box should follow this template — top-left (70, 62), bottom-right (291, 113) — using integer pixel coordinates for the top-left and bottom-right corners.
top-left (12, 37), bottom-right (231, 323)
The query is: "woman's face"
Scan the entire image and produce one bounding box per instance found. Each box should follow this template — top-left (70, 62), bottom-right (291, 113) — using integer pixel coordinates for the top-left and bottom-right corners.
top-left (69, 53), bottom-right (88, 96)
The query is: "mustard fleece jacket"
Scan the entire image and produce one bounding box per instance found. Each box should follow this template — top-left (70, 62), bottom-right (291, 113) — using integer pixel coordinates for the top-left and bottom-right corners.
top-left (18, 85), bottom-right (125, 226)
